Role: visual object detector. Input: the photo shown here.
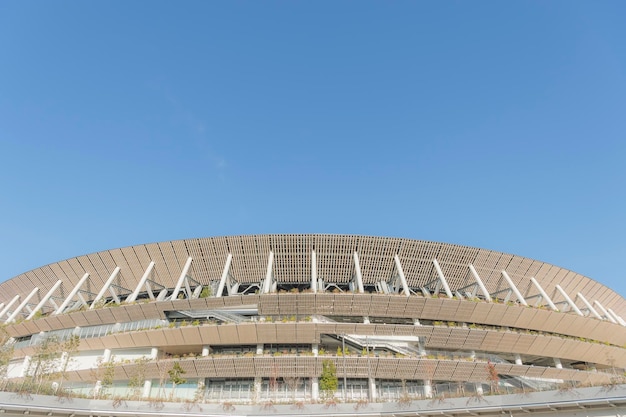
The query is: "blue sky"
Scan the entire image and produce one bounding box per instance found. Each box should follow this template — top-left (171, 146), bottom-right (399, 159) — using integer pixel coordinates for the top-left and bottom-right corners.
top-left (1, 2), bottom-right (625, 297)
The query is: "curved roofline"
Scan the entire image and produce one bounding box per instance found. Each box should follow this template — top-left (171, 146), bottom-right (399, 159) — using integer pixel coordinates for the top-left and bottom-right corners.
top-left (1, 234), bottom-right (624, 318)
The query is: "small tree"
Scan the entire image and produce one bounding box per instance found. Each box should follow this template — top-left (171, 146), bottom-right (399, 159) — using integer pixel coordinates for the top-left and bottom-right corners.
top-left (128, 357), bottom-right (149, 399)
top-left (319, 359), bottom-right (338, 399)
top-left (29, 335), bottom-right (63, 392)
top-left (283, 376), bottom-right (302, 400)
top-left (168, 361), bottom-right (187, 399)
top-left (486, 361), bottom-right (499, 393)
top-left (91, 356), bottom-right (115, 399)
top-left (0, 326), bottom-right (14, 390)
top-left (57, 335), bottom-right (80, 392)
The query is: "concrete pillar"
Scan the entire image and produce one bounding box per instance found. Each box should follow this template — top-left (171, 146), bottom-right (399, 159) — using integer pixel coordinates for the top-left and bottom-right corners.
top-left (202, 345), bottom-right (210, 357)
top-left (94, 380), bottom-right (102, 397)
top-left (312, 343), bottom-right (319, 357)
top-left (363, 316), bottom-right (370, 324)
top-left (103, 348), bottom-right (112, 362)
top-left (311, 377), bottom-right (319, 401)
top-left (150, 347), bottom-right (159, 359)
top-left (20, 356), bottom-right (31, 377)
top-left (554, 358), bottom-right (563, 369)
top-left (475, 383), bottom-right (484, 395)
top-left (414, 318), bottom-right (421, 326)
top-left (59, 352), bottom-right (69, 373)
top-left (368, 377), bottom-right (377, 401)
top-left (515, 354), bottom-right (522, 365)
top-left (256, 343), bottom-right (264, 355)
top-left (196, 379), bottom-right (205, 400)
top-left (424, 380), bottom-right (433, 398)
top-left (254, 377), bottom-right (262, 402)
top-left (417, 340), bottom-right (426, 357)
top-left (142, 379), bottom-right (152, 397)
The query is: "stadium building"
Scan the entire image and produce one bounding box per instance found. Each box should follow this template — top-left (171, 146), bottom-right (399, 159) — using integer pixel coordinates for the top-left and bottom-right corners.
top-left (0, 234), bottom-right (625, 416)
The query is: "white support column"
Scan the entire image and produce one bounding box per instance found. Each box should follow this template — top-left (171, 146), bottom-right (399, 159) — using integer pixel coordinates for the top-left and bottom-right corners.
top-left (0, 295), bottom-right (20, 319)
top-left (555, 285), bottom-right (582, 316)
top-left (108, 287), bottom-right (121, 304)
top-left (142, 380), bottom-right (152, 398)
top-left (103, 348), bottom-right (112, 363)
top-left (393, 255), bottom-right (410, 296)
top-left (530, 278), bottom-right (558, 311)
top-left (554, 358), bottom-right (563, 369)
top-left (263, 251), bottom-right (274, 294)
top-left (607, 308), bottom-right (626, 326)
top-left (21, 356), bottom-right (31, 378)
top-left (171, 257), bottom-right (193, 300)
top-left (432, 259), bottom-right (453, 298)
top-left (256, 344), bottom-right (264, 355)
top-left (76, 293), bottom-right (90, 310)
top-left (27, 280), bottom-right (63, 320)
top-left (311, 377), bottom-right (319, 401)
top-left (183, 276), bottom-right (193, 300)
top-left (202, 346), bottom-right (210, 357)
top-left (127, 261), bottom-right (156, 303)
top-left (144, 281), bottom-right (156, 300)
top-left (417, 338), bottom-right (426, 357)
top-left (577, 293), bottom-right (602, 320)
top-left (501, 271), bottom-right (528, 306)
top-left (55, 273), bottom-right (90, 315)
top-left (594, 300), bottom-right (617, 324)
top-left (353, 252), bottom-right (365, 293)
top-left (514, 354), bottom-right (523, 365)
top-left (368, 377), bottom-right (377, 401)
top-left (254, 377), bottom-right (262, 402)
top-left (91, 267), bottom-right (121, 309)
top-left (423, 380), bottom-right (433, 398)
top-left (5, 287), bottom-right (39, 323)
top-left (468, 265), bottom-right (491, 302)
top-left (311, 250), bottom-right (318, 293)
top-left (215, 254), bottom-right (233, 298)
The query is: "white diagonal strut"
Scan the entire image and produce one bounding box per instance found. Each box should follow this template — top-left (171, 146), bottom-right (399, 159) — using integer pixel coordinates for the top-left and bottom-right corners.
top-left (530, 277), bottom-right (558, 311)
top-left (171, 257), bottom-right (193, 300)
top-left (55, 273), bottom-right (90, 315)
top-left (353, 252), bottom-right (365, 293)
top-left (468, 264), bottom-right (491, 302)
top-left (27, 280), bottom-right (62, 319)
top-left (607, 308), bottom-right (626, 326)
top-left (311, 250), bottom-right (318, 293)
top-left (432, 259), bottom-right (453, 298)
top-left (5, 287), bottom-right (39, 323)
top-left (127, 261), bottom-right (156, 303)
top-left (555, 285), bottom-right (582, 316)
top-left (393, 255), bottom-right (410, 296)
top-left (91, 267), bottom-right (121, 309)
top-left (576, 292), bottom-right (602, 320)
top-left (0, 295), bottom-right (21, 319)
top-left (263, 251), bottom-right (274, 294)
top-left (216, 254), bottom-right (233, 298)
top-left (501, 271), bottom-right (528, 306)
top-left (594, 300), bottom-right (617, 324)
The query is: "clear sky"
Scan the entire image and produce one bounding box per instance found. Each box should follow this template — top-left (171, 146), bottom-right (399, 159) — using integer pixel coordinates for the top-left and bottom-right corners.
top-left (1, 2), bottom-right (625, 297)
